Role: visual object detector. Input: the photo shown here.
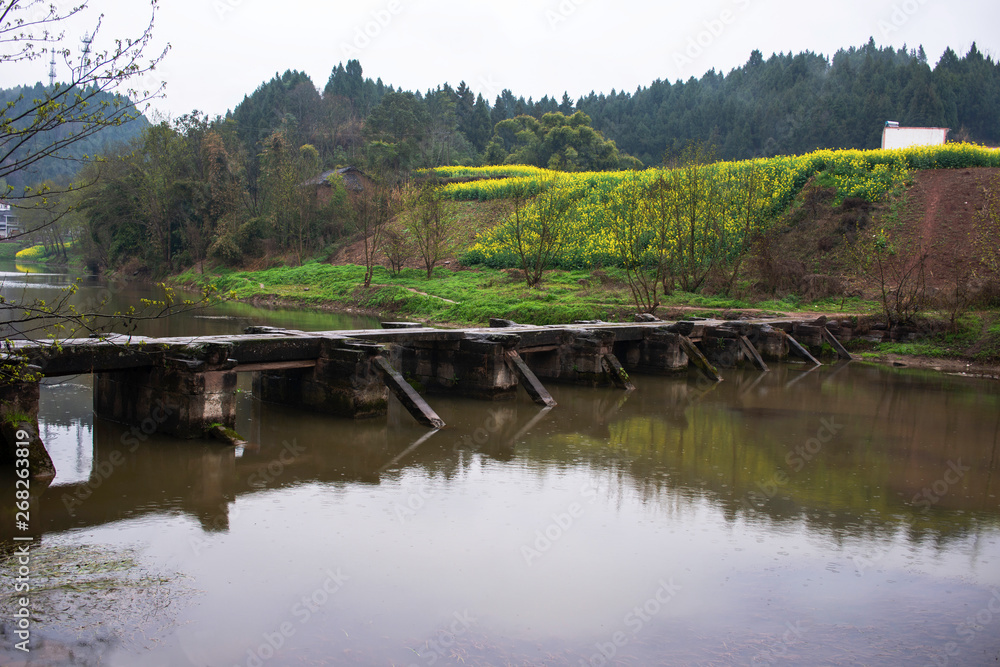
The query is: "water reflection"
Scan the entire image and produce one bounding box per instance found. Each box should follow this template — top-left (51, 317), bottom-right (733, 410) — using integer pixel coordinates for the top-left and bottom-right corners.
top-left (0, 260), bottom-right (379, 338)
top-left (24, 363), bottom-right (1000, 543)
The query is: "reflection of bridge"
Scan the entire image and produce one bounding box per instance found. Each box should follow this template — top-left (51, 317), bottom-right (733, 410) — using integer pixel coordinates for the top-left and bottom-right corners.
top-left (2, 318), bottom-right (851, 479)
top-left (27, 398), bottom-right (538, 537)
top-left (4, 360), bottom-right (997, 547)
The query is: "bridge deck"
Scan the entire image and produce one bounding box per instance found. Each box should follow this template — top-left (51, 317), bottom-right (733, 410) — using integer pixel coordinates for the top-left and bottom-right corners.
top-left (4, 318), bottom-right (813, 378)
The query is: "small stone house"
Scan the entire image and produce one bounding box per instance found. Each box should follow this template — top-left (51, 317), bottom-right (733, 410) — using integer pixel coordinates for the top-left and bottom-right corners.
top-left (304, 166), bottom-right (373, 207)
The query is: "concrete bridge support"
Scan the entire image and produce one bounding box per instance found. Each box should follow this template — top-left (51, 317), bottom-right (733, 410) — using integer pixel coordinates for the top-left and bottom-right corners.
top-left (751, 324), bottom-right (789, 362)
top-left (699, 326), bottom-right (745, 369)
top-left (254, 339), bottom-right (389, 419)
top-left (616, 327), bottom-right (690, 375)
top-left (95, 343), bottom-right (238, 439)
top-left (518, 330), bottom-right (633, 388)
top-left (392, 332), bottom-right (522, 401)
top-left (0, 375), bottom-right (54, 480)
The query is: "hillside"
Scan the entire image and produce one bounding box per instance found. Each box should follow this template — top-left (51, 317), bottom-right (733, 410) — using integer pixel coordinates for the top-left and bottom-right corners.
top-left (326, 164), bottom-right (997, 302)
top-left (766, 167), bottom-right (998, 294)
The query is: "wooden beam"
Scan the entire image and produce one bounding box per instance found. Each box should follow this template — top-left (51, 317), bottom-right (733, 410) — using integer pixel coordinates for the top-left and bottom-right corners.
top-left (373, 357), bottom-right (445, 429)
top-left (505, 350), bottom-right (557, 407)
top-left (678, 335), bottom-right (723, 382)
top-left (738, 336), bottom-right (770, 372)
top-left (233, 360), bottom-right (317, 373)
top-left (601, 353), bottom-right (636, 391)
top-left (516, 344), bottom-right (561, 354)
top-left (783, 331), bottom-right (822, 366)
top-left (822, 327), bottom-right (853, 361)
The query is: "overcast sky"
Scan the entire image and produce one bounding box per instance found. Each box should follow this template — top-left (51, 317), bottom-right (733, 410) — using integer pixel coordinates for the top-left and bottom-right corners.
top-left (9, 0), bottom-right (1000, 119)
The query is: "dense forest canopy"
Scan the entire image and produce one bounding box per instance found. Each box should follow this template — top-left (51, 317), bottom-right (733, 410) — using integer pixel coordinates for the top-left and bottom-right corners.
top-left (577, 40), bottom-right (1000, 164)
top-left (221, 41), bottom-right (999, 174)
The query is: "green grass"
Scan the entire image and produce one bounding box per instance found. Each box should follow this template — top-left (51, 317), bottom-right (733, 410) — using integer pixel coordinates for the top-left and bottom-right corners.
top-left (183, 262), bottom-right (630, 326)
top-left (0, 242), bottom-right (26, 260)
top-left (180, 261), bottom-right (898, 327)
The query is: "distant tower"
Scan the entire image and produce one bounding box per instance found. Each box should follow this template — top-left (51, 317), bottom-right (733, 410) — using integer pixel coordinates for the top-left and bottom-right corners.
top-left (48, 51), bottom-right (57, 87)
top-left (76, 33), bottom-right (93, 80)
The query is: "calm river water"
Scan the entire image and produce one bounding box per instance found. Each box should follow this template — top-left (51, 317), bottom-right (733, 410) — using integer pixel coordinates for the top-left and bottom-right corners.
top-left (1, 263), bottom-right (999, 666)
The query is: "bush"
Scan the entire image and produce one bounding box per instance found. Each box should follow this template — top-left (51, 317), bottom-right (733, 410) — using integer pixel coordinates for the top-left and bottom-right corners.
top-left (14, 244), bottom-right (47, 261)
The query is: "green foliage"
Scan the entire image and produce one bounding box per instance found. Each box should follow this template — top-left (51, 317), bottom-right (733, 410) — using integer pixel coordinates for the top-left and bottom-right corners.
top-left (363, 91), bottom-right (432, 173)
top-left (14, 40), bottom-right (1000, 282)
top-left (0, 84), bottom-right (150, 196)
top-left (0, 243), bottom-right (25, 260)
top-left (485, 111), bottom-right (632, 171)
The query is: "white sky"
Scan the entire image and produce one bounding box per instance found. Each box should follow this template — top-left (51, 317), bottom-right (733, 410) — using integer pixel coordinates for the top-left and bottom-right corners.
top-left (7, 0), bottom-right (1000, 120)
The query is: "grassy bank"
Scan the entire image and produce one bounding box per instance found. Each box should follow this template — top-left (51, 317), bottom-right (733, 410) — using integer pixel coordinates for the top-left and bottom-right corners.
top-left (177, 261), bottom-right (883, 325)
top-left (847, 313), bottom-right (1000, 365)
top-left (180, 263), bottom-right (636, 325)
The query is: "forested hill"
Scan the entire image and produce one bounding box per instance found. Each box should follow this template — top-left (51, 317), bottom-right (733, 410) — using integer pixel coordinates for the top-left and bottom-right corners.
top-left (226, 40), bottom-right (999, 170)
top-left (0, 83), bottom-right (149, 193)
top-left (576, 41), bottom-right (1000, 164)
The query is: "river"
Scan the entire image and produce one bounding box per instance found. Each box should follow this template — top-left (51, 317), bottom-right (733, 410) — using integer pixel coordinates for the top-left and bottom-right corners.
top-left (1, 263), bottom-right (999, 666)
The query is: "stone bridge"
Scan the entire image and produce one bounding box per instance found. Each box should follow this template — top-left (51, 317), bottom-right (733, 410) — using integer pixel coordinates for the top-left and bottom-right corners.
top-left (0, 317), bottom-right (853, 479)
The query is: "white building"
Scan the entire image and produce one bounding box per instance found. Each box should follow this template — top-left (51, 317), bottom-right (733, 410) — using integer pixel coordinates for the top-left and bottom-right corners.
top-left (0, 201), bottom-right (21, 239)
top-left (881, 122), bottom-right (949, 150)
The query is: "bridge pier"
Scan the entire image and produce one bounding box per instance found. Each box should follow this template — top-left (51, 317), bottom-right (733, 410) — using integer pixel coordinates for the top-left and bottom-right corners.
top-left (691, 323), bottom-right (789, 370)
top-left (254, 339), bottom-right (389, 419)
top-left (0, 375), bottom-right (55, 480)
top-left (752, 324), bottom-right (790, 361)
top-left (0, 317), bottom-right (855, 468)
top-left (95, 343), bottom-right (238, 439)
top-left (391, 332), bottom-right (521, 400)
top-left (518, 330), bottom-right (634, 388)
top-left (616, 327), bottom-right (690, 375)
